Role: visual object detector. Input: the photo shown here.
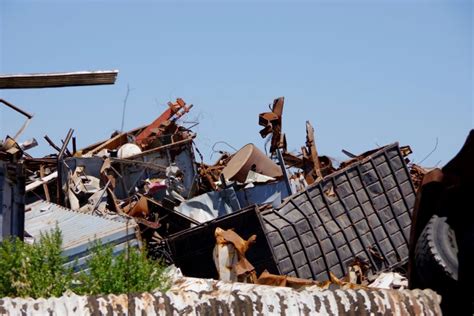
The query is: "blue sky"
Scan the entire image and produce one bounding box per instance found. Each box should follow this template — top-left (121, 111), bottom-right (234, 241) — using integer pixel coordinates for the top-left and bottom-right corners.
top-left (1, 0), bottom-right (472, 166)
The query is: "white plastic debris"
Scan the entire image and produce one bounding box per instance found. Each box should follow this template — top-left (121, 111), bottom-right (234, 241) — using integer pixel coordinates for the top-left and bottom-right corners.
top-left (117, 143), bottom-right (142, 159)
top-left (369, 272), bottom-right (408, 289)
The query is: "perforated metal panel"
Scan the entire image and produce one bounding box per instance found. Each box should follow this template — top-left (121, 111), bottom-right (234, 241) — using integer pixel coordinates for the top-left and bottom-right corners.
top-left (260, 143), bottom-right (415, 281)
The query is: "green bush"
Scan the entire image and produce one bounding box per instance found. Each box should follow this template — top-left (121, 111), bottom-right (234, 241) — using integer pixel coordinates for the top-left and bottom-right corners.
top-left (0, 229), bottom-right (169, 298)
top-left (0, 229), bottom-right (72, 298)
top-left (74, 242), bottom-right (170, 295)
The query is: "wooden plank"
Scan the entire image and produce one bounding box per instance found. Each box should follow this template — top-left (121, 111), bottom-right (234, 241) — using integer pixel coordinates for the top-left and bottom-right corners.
top-left (0, 70), bottom-right (118, 89)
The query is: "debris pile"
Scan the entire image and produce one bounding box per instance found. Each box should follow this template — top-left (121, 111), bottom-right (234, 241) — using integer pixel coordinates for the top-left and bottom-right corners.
top-left (3, 82), bottom-right (469, 314)
top-left (2, 95), bottom-right (418, 277)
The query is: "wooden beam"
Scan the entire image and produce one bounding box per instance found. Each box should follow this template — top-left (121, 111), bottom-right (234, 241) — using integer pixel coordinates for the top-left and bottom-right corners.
top-left (0, 70), bottom-right (118, 89)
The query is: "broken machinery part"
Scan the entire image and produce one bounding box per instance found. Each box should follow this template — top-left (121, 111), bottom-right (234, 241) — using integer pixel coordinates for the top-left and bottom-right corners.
top-left (258, 97), bottom-right (287, 155)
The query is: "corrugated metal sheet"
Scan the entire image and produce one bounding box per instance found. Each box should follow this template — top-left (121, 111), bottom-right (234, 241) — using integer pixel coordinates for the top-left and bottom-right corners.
top-left (260, 143), bottom-right (415, 281)
top-left (0, 277), bottom-right (441, 315)
top-left (0, 160), bottom-right (25, 241)
top-left (25, 200), bottom-right (139, 267)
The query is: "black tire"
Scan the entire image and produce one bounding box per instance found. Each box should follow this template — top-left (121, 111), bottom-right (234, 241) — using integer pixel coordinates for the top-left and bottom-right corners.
top-left (414, 215), bottom-right (458, 286)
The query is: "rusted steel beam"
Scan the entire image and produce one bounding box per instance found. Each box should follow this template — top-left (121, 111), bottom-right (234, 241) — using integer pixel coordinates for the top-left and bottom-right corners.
top-left (0, 70), bottom-right (118, 89)
top-left (258, 97), bottom-right (286, 154)
top-left (282, 151), bottom-right (304, 169)
top-left (135, 98), bottom-right (193, 148)
top-left (303, 121), bottom-right (323, 184)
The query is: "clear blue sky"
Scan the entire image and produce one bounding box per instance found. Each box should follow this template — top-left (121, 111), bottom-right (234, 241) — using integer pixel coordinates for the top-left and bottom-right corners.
top-left (1, 1), bottom-right (472, 166)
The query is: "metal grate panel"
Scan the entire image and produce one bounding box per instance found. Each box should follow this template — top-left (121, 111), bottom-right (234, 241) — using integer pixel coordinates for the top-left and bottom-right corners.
top-left (260, 143), bottom-right (415, 281)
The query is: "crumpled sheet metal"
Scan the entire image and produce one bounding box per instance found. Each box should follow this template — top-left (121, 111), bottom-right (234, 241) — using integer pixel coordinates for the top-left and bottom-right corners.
top-left (176, 187), bottom-right (241, 223)
top-left (0, 278), bottom-right (441, 315)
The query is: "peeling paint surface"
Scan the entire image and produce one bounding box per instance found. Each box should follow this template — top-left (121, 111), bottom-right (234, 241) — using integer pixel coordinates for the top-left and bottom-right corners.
top-left (0, 277), bottom-right (441, 315)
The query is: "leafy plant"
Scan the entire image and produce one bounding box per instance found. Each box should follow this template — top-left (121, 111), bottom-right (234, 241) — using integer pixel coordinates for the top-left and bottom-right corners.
top-left (0, 229), bottom-right (169, 298)
top-left (74, 242), bottom-right (170, 295)
top-left (0, 228), bottom-right (73, 298)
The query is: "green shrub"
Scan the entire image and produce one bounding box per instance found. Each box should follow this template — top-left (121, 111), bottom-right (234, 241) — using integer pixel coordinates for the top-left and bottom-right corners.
top-left (0, 229), bottom-right (73, 298)
top-left (0, 229), bottom-right (169, 298)
top-left (74, 243), bottom-right (170, 295)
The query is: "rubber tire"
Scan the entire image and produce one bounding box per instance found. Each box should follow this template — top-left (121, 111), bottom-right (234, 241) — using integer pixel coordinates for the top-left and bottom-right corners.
top-left (414, 215), bottom-right (458, 286)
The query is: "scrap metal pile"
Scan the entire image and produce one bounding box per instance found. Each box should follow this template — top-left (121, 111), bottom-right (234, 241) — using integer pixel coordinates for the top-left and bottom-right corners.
top-left (2, 96), bottom-right (425, 280)
top-left (6, 88), bottom-right (472, 314)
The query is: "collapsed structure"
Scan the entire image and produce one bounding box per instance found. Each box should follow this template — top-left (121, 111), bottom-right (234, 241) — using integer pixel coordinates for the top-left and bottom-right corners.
top-left (1, 95), bottom-right (420, 277)
top-left (2, 71), bottom-right (469, 315)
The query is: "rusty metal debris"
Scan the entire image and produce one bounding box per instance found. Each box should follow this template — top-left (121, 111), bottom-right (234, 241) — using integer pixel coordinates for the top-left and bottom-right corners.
top-left (213, 227), bottom-right (257, 283)
top-left (410, 163), bottom-right (428, 192)
top-left (0, 88), bottom-right (454, 315)
top-left (221, 143), bottom-right (283, 183)
top-left (302, 121), bottom-right (323, 184)
top-left (258, 96), bottom-right (286, 155)
top-left (135, 98), bottom-right (193, 149)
